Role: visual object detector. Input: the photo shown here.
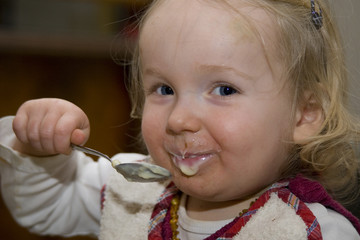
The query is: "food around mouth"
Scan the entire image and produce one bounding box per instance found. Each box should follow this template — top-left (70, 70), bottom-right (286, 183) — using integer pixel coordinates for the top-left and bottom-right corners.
top-left (172, 154), bottom-right (212, 176)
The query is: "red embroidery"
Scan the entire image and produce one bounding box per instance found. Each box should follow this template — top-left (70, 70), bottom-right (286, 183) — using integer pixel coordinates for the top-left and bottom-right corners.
top-left (148, 178), bottom-right (325, 240)
top-left (100, 184), bottom-right (106, 211)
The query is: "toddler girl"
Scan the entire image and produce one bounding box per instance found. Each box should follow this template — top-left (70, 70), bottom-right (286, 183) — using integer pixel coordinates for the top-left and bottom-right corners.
top-left (1, 0), bottom-right (359, 239)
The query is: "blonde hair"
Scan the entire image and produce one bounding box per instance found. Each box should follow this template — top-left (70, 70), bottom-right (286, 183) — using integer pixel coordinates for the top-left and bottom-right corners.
top-left (127, 0), bottom-right (360, 205)
top-left (255, 0), bottom-right (360, 205)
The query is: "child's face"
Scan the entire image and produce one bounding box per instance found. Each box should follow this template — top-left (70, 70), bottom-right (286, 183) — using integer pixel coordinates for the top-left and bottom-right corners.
top-left (140, 0), bottom-right (294, 201)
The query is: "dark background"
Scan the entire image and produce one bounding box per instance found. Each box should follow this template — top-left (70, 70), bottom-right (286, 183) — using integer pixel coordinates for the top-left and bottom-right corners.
top-left (0, 0), bottom-right (359, 239)
top-left (0, 0), bottom-right (147, 239)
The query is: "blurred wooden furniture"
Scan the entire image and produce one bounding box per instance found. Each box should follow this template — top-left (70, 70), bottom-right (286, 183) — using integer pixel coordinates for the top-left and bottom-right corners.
top-left (0, 0), bottom-right (148, 239)
top-left (0, 52), bottom-right (140, 240)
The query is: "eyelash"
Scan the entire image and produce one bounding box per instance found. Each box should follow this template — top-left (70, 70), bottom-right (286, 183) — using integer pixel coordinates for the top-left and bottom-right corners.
top-left (157, 85), bottom-right (174, 95)
top-left (146, 82), bottom-right (241, 97)
top-left (211, 85), bottom-right (239, 96)
top-left (147, 83), bottom-right (174, 96)
top-left (210, 81), bottom-right (243, 98)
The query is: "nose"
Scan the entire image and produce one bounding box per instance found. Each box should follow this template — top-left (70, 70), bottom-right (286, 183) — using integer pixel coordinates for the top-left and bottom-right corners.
top-left (166, 99), bottom-right (201, 135)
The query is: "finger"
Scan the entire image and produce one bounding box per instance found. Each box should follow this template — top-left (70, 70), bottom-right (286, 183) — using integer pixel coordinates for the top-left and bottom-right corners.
top-left (71, 128), bottom-right (89, 146)
top-left (38, 111), bottom-right (59, 154)
top-left (26, 113), bottom-right (43, 152)
top-left (67, 109), bottom-right (90, 146)
top-left (12, 112), bottom-right (29, 144)
top-left (53, 113), bottom-right (87, 154)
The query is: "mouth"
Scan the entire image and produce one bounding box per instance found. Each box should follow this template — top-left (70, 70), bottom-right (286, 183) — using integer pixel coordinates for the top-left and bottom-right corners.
top-left (170, 152), bottom-right (214, 176)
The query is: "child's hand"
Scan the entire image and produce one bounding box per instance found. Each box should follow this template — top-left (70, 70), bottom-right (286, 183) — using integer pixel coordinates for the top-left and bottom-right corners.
top-left (12, 98), bottom-right (90, 156)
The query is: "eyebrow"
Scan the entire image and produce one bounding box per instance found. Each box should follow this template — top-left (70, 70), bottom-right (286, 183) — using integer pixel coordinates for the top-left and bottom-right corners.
top-left (198, 64), bottom-right (254, 81)
top-left (143, 65), bottom-right (254, 81)
top-left (144, 68), bottom-right (162, 77)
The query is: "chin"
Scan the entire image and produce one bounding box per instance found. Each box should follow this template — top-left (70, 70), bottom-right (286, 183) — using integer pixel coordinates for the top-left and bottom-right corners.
top-left (171, 172), bottom-right (224, 201)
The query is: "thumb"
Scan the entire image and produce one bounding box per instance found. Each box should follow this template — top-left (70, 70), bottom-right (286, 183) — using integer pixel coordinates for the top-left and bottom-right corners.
top-left (71, 123), bottom-right (90, 146)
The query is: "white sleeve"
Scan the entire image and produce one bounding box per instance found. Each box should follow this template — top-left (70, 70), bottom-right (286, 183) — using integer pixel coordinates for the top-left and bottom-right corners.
top-left (0, 116), bottom-right (114, 237)
top-left (307, 203), bottom-right (360, 240)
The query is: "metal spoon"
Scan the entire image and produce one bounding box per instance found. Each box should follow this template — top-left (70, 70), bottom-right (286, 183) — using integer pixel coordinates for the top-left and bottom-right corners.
top-left (71, 144), bottom-right (171, 182)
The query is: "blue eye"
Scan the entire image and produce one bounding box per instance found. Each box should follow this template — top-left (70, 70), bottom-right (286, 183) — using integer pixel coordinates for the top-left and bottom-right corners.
top-left (156, 85), bottom-right (174, 95)
top-left (213, 86), bottom-right (237, 96)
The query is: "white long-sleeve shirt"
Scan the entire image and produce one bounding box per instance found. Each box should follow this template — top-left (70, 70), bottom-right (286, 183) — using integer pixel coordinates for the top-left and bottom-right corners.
top-left (0, 116), bottom-right (112, 237)
top-left (0, 116), bottom-right (359, 239)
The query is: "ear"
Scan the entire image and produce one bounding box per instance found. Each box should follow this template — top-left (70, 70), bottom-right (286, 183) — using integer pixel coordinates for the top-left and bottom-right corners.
top-left (293, 93), bottom-right (324, 143)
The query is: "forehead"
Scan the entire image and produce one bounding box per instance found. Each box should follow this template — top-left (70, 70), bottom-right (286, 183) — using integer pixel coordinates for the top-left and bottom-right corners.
top-left (140, 0), bottom-right (277, 44)
top-left (139, 0), bottom-right (283, 83)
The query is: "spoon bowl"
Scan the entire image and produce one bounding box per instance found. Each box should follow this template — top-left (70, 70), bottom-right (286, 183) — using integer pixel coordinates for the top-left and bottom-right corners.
top-left (112, 160), bottom-right (171, 182)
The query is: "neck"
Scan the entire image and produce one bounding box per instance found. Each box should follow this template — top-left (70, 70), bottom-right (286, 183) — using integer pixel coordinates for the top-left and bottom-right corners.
top-left (186, 194), bottom-right (258, 221)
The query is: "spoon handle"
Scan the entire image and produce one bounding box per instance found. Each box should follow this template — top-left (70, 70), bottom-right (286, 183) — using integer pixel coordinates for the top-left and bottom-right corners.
top-left (71, 144), bottom-right (112, 163)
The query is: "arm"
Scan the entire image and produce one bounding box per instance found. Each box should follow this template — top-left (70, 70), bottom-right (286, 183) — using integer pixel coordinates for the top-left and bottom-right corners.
top-left (0, 99), bottom-right (111, 237)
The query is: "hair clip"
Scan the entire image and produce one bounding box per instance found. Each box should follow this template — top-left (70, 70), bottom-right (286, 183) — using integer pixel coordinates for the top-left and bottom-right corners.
top-left (311, 0), bottom-right (323, 29)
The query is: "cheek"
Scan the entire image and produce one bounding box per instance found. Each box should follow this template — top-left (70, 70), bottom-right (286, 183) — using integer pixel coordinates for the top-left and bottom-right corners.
top-left (216, 105), bottom-right (291, 157)
top-left (141, 104), bottom-right (162, 135)
top-left (141, 114), bottom-right (159, 148)
top-left (141, 108), bottom-right (169, 163)
top-left (213, 109), bottom-right (261, 145)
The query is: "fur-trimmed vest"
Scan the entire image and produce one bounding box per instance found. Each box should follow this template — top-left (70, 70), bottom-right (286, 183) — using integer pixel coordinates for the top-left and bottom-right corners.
top-left (99, 173), bottom-right (360, 239)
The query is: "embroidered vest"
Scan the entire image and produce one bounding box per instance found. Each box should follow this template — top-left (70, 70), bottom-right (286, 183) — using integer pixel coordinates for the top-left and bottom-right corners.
top-left (99, 172), bottom-right (360, 239)
top-left (148, 176), bottom-right (360, 239)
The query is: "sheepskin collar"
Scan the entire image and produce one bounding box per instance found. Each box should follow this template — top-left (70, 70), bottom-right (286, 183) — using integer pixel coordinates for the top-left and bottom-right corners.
top-left (148, 179), bottom-right (321, 239)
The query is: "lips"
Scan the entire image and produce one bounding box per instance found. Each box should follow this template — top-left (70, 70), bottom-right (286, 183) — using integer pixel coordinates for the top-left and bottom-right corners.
top-left (164, 137), bottom-right (221, 176)
top-left (170, 152), bottom-right (214, 176)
